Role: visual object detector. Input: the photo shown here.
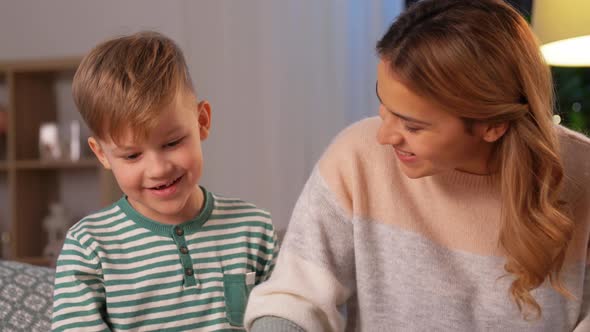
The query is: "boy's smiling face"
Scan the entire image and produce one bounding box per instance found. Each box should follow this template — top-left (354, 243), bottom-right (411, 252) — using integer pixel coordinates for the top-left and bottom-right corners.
top-left (89, 91), bottom-right (211, 224)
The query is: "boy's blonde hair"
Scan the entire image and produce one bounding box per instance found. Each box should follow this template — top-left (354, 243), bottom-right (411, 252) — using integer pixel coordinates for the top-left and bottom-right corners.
top-left (73, 31), bottom-right (194, 143)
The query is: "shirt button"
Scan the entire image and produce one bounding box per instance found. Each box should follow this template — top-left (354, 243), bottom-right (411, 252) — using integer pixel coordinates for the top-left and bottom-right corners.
top-left (185, 267), bottom-right (194, 276)
top-left (175, 227), bottom-right (184, 236)
top-left (180, 246), bottom-right (189, 254)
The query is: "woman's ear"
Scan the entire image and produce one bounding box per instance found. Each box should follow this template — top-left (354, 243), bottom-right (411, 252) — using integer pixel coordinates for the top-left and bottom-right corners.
top-left (88, 137), bottom-right (111, 169)
top-left (478, 122), bottom-right (509, 143)
top-left (198, 100), bottom-right (212, 140)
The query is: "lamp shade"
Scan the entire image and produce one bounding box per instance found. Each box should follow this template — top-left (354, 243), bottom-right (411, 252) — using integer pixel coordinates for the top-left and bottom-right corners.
top-left (532, 0), bottom-right (590, 67)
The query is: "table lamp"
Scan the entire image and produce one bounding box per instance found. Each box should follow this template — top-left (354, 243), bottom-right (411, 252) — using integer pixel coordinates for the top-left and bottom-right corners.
top-left (532, 0), bottom-right (590, 67)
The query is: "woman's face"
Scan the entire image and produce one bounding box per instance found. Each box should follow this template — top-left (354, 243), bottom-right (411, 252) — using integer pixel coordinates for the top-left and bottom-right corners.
top-left (376, 60), bottom-right (495, 179)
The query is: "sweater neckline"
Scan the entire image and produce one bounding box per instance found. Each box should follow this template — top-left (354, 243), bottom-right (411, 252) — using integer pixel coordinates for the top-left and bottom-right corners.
top-left (116, 186), bottom-right (214, 236)
top-left (429, 169), bottom-right (500, 190)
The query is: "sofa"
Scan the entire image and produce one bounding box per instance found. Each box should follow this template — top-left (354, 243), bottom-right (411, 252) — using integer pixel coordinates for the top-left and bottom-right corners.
top-left (0, 260), bottom-right (54, 331)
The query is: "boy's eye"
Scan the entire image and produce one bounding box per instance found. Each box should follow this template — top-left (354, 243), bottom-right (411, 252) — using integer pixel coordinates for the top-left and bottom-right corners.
top-left (165, 137), bottom-right (184, 148)
top-left (125, 153), bottom-right (141, 160)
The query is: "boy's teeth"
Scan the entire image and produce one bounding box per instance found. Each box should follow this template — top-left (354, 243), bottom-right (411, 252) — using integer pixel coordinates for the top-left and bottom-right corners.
top-left (154, 177), bottom-right (177, 190)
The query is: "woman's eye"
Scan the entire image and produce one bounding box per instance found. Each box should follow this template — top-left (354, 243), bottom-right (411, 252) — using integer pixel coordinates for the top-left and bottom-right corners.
top-left (404, 126), bottom-right (422, 133)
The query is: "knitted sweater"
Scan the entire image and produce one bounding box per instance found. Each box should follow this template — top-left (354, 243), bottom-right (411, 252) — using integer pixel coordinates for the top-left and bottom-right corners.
top-left (244, 117), bottom-right (590, 332)
top-left (52, 187), bottom-right (278, 331)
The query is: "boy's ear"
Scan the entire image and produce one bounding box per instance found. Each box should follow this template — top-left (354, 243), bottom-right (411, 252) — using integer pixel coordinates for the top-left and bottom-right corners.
top-left (197, 100), bottom-right (212, 140)
top-left (477, 121), bottom-right (509, 143)
top-left (88, 137), bottom-right (112, 169)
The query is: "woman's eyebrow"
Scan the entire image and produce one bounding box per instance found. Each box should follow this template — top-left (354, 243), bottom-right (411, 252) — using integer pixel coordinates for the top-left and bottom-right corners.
top-left (375, 81), bottom-right (432, 126)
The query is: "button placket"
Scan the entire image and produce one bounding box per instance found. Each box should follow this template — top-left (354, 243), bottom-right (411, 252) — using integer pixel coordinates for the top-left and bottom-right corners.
top-left (172, 226), bottom-right (196, 287)
top-left (180, 246), bottom-right (189, 255)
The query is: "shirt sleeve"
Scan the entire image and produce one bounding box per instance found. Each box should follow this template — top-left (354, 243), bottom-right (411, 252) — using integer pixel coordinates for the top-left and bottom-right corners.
top-left (245, 167), bottom-right (356, 332)
top-left (257, 227), bottom-right (279, 284)
top-left (250, 316), bottom-right (306, 332)
top-left (573, 254), bottom-right (590, 331)
top-left (571, 178), bottom-right (590, 332)
top-left (51, 232), bottom-right (110, 332)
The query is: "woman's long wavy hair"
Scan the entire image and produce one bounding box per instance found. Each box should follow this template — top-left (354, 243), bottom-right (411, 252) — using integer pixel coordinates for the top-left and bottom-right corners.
top-left (377, 0), bottom-right (574, 319)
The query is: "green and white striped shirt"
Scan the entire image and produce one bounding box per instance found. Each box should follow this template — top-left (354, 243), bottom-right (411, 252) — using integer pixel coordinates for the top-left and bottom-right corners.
top-left (52, 187), bottom-right (278, 331)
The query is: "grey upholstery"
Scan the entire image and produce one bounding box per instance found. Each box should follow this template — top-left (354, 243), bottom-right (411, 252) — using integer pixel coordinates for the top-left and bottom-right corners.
top-left (0, 260), bottom-right (54, 331)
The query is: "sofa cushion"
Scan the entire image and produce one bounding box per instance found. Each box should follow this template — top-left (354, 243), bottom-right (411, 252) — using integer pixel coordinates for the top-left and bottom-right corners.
top-left (0, 260), bottom-right (54, 332)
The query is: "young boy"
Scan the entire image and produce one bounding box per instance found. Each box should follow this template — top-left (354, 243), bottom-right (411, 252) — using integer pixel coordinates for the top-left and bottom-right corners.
top-left (51, 31), bottom-right (278, 331)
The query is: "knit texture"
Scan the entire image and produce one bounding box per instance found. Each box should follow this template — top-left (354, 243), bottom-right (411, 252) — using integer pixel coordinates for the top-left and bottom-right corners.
top-left (245, 117), bottom-right (590, 332)
top-left (0, 260), bottom-right (54, 332)
top-left (251, 316), bottom-right (305, 332)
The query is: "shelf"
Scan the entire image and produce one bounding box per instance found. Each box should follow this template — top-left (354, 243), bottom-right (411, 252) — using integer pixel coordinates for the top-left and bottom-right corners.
top-left (0, 57), bottom-right (81, 73)
top-left (1, 57), bottom-right (118, 267)
top-left (14, 158), bottom-right (99, 170)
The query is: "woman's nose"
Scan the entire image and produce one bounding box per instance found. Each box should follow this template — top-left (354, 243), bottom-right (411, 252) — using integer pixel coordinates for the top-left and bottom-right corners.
top-left (377, 119), bottom-right (403, 146)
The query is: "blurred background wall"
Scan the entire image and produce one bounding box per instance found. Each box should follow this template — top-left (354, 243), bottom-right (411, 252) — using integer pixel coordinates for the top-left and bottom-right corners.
top-left (0, 0), bottom-right (403, 233)
top-left (0, 0), bottom-right (587, 240)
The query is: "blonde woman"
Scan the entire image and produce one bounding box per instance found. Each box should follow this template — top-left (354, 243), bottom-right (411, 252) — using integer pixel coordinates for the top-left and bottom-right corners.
top-left (244, 0), bottom-right (590, 331)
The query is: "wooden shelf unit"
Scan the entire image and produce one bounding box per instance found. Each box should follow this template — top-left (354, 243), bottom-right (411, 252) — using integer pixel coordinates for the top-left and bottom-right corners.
top-left (0, 58), bottom-right (120, 266)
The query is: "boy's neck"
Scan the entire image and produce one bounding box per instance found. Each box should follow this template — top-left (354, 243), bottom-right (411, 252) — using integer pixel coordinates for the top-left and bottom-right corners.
top-left (127, 185), bottom-right (205, 225)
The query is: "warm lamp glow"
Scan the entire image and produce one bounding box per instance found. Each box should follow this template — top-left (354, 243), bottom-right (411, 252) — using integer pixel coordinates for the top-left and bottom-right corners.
top-left (532, 0), bottom-right (590, 67)
top-left (540, 36), bottom-right (590, 67)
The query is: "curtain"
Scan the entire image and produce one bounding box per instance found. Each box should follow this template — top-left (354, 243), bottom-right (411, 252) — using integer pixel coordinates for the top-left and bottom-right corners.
top-left (184, 0), bottom-right (403, 230)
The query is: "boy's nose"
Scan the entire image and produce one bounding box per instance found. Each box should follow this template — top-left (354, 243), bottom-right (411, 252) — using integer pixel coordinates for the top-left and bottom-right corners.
top-left (146, 154), bottom-right (173, 178)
